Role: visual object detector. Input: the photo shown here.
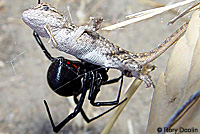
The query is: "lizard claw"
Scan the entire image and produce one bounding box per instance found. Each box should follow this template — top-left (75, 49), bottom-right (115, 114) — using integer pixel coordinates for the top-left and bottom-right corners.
top-left (140, 74), bottom-right (155, 88)
top-left (89, 17), bottom-right (103, 31)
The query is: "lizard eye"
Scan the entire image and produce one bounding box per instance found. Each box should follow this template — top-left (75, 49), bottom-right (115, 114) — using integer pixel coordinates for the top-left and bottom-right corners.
top-left (43, 5), bottom-right (50, 11)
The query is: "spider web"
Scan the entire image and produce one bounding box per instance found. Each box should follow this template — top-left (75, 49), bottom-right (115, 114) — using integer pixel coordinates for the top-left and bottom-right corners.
top-left (0, 0), bottom-right (193, 133)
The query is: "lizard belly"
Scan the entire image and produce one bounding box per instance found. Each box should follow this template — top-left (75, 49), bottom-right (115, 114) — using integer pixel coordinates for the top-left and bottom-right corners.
top-left (56, 39), bottom-right (121, 69)
top-left (81, 50), bottom-right (122, 68)
top-left (53, 30), bottom-right (122, 69)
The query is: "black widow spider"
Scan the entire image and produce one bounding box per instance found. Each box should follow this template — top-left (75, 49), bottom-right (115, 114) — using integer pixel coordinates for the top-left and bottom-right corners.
top-left (33, 31), bottom-right (127, 133)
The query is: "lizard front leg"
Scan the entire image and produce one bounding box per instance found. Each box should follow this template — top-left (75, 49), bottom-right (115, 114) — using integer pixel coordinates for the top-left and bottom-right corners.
top-left (89, 17), bottom-right (103, 31)
top-left (73, 17), bottom-right (103, 40)
top-left (44, 24), bottom-right (59, 47)
top-left (43, 17), bottom-right (103, 48)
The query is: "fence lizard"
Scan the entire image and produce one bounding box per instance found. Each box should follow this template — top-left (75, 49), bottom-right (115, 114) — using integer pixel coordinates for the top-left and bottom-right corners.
top-left (22, 3), bottom-right (188, 87)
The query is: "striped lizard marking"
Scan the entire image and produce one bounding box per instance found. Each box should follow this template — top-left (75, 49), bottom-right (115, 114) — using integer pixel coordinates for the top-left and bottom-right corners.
top-left (22, 3), bottom-right (188, 87)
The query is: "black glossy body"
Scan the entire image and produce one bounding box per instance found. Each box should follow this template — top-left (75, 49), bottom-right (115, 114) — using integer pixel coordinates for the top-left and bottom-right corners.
top-left (33, 30), bottom-right (125, 133)
top-left (47, 57), bottom-right (108, 97)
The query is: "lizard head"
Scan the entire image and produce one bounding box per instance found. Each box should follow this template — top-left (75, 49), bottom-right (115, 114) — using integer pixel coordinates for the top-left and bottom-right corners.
top-left (22, 3), bottom-right (67, 38)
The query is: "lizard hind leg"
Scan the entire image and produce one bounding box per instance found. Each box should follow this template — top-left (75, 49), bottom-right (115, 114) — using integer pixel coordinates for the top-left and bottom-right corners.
top-left (140, 64), bottom-right (156, 88)
top-left (136, 63), bottom-right (156, 88)
top-left (139, 73), bottom-right (155, 88)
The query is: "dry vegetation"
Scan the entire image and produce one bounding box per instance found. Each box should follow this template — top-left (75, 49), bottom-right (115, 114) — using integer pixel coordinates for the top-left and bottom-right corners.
top-left (0, 0), bottom-right (199, 134)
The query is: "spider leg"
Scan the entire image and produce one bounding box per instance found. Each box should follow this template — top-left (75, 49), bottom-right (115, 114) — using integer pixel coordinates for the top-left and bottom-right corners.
top-left (73, 96), bottom-right (90, 122)
top-left (74, 96), bottom-right (127, 123)
top-left (103, 74), bottom-right (123, 85)
top-left (88, 71), bottom-right (100, 101)
top-left (44, 74), bottom-right (88, 133)
top-left (89, 73), bottom-right (124, 106)
top-left (88, 71), bottom-right (95, 100)
top-left (33, 31), bottom-right (55, 62)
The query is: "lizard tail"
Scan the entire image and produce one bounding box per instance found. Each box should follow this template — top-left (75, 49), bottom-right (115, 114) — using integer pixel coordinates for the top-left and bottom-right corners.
top-left (132, 22), bottom-right (189, 65)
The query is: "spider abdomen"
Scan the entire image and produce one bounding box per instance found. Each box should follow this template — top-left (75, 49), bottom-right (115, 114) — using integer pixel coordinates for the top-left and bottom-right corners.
top-left (47, 57), bottom-right (82, 97)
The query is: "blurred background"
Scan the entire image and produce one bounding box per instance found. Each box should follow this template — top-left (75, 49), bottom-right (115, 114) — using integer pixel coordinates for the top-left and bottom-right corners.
top-left (0, 0), bottom-right (194, 133)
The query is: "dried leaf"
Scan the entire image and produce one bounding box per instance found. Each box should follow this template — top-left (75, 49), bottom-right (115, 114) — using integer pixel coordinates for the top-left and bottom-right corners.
top-left (147, 10), bottom-right (200, 133)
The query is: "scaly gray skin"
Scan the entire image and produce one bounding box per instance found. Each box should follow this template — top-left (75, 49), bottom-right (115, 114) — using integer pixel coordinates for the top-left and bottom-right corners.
top-left (22, 3), bottom-right (188, 87)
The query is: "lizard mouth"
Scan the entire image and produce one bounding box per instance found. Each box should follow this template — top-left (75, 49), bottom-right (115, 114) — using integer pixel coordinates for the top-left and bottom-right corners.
top-left (22, 9), bottom-right (39, 28)
top-left (22, 9), bottom-right (50, 38)
top-left (22, 10), bottom-right (34, 29)
top-left (22, 3), bottom-right (67, 38)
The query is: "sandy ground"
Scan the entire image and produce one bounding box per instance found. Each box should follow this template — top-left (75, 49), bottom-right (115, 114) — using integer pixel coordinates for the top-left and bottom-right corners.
top-left (0, 0), bottom-right (193, 134)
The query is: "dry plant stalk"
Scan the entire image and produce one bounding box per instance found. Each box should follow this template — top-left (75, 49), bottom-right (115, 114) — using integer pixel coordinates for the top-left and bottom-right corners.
top-left (101, 62), bottom-right (159, 133)
top-left (147, 10), bottom-right (200, 134)
top-left (159, 88), bottom-right (200, 134)
top-left (102, 0), bottom-right (195, 31)
top-left (101, 78), bottom-right (142, 134)
top-left (101, 2), bottom-right (200, 134)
